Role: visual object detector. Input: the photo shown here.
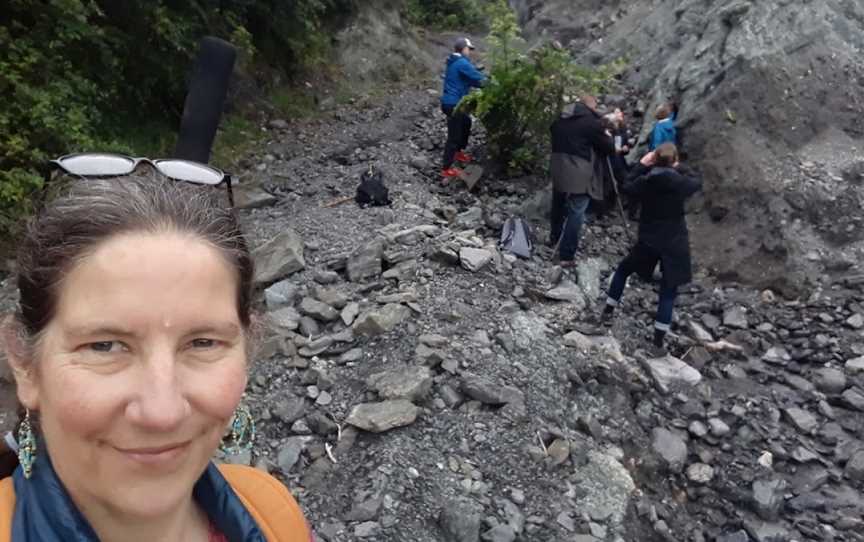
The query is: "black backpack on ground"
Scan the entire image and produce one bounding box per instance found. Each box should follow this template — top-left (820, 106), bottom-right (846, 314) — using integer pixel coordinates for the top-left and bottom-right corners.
top-left (355, 166), bottom-right (392, 207)
top-left (499, 216), bottom-right (534, 259)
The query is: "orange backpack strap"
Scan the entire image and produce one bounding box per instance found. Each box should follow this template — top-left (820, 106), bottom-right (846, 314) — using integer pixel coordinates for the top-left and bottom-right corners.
top-left (0, 477), bottom-right (14, 542)
top-left (218, 465), bottom-right (311, 542)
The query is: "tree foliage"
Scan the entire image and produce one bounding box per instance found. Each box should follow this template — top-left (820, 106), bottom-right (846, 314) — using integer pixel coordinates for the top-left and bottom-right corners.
top-left (403, 0), bottom-right (490, 30)
top-left (0, 0), bottom-right (353, 232)
top-left (460, 1), bottom-right (623, 174)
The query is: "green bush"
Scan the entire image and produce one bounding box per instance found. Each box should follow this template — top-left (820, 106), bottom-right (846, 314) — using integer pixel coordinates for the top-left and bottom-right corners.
top-left (404, 0), bottom-right (489, 30)
top-left (460, 1), bottom-right (623, 174)
top-left (0, 0), bottom-right (355, 235)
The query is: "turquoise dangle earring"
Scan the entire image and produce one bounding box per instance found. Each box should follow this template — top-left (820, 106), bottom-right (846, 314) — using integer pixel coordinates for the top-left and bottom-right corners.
top-left (18, 409), bottom-right (37, 479)
top-left (220, 404), bottom-right (255, 456)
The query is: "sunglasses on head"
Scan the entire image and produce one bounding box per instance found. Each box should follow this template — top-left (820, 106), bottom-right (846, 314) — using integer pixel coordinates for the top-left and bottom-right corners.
top-left (42, 153), bottom-right (234, 206)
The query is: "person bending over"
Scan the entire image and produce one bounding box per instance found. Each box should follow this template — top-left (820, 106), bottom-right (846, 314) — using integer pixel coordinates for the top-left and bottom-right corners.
top-left (549, 95), bottom-right (616, 266)
top-left (598, 143), bottom-right (702, 355)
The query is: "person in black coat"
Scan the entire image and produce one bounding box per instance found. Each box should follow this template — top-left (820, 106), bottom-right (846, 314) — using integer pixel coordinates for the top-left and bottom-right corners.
top-left (598, 143), bottom-right (702, 354)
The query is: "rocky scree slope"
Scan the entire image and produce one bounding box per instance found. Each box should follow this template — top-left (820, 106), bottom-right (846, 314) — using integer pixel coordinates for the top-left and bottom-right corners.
top-left (198, 72), bottom-right (864, 541)
top-left (511, 0), bottom-right (864, 295)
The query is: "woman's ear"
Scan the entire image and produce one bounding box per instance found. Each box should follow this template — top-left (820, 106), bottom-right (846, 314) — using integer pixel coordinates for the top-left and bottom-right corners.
top-left (1, 316), bottom-right (40, 410)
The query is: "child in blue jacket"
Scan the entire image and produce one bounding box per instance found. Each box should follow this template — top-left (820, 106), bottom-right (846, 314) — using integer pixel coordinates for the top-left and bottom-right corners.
top-left (648, 102), bottom-right (678, 151)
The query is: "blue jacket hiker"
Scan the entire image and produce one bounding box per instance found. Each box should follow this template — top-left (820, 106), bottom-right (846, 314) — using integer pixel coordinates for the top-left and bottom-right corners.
top-left (441, 37), bottom-right (486, 177)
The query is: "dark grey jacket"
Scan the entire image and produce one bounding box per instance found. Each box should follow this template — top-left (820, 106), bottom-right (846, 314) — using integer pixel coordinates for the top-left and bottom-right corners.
top-left (549, 103), bottom-right (616, 199)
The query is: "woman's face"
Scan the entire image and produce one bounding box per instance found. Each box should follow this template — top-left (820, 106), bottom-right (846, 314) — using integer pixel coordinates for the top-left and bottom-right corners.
top-left (15, 232), bottom-right (248, 520)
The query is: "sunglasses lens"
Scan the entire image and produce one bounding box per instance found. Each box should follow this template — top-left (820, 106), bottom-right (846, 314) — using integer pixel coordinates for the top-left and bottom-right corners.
top-left (58, 154), bottom-right (136, 176)
top-left (155, 160), bottom-right (224, 185)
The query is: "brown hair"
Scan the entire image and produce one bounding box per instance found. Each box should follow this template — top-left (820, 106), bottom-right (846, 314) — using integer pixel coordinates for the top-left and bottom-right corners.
top-left (14, 172), bottom-right (255, 349)
top-left (655, 103), bottom-right (672, 120)
top-left (655, 143), bottom-right (679, 167)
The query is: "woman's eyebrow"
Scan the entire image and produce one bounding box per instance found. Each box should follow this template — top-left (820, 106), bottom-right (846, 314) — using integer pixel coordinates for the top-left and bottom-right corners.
top-left (184, 323), bottom-right (242, 336)
top-left (63, 324), bottom-right (137, 338)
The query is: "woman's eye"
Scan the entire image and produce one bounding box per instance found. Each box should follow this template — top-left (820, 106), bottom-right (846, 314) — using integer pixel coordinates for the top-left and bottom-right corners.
top-left (88, 341), bottom-right (125, 353)
top-left (191, 338), bottom-right (216, 349)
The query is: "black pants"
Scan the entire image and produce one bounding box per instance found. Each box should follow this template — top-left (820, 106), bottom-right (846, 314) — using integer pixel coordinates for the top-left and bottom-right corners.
top-left (442, 104), bottom-right (471, 169)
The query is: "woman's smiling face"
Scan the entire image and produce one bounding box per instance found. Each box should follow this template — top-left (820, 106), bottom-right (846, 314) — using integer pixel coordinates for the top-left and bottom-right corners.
top-left (15, 231), bottom-right (248, 519)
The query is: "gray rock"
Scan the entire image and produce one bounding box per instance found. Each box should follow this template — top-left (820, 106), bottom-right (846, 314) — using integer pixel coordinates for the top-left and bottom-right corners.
top-left (345, 400), bottom-right (420, 432)
top-left (573, 450), bottom-right (636, 524)
top-left (341, 302), bottom-right (360, 326)
top-left (576, 257), bottom-right (606, 301)
top-left (299, 297), bottom-right (340, 322)
top-left (354, 521), bottom-right (380, 538)
top-left (845, 450), bottom-right (864, 481)
top-left (367, 366), bottom-right (433, 401)
top-left (846, 313), bottom-right (864, 329)
top-left (481, 525), bottom-right (516, 542)
top-left (439, 500), bottom-right (481, 542)
top-left (298, 335), bottom-right (333, 357)
top-left (762, 346), bottom-right (791, 364)
top-left (347, 240), bottom-right (384, 282)
top-left (353, 303), bottom-right (411, 336)
top-left (313, 285), bottom-right (349, 309)
top-left (268, 306), bottom-right (301, 334)
top-left (264, 280), bottom-right (299, 309)
top-left (846, 356), bottom-right (864, 374)
top-left (419, 334), bottom-right (449, 347)
top-left (339, 347), bottom-right (364, 364)
top-left (545, 280), bottom-right (585, 303)
top-left (643, 355), bottom-right (702, 394)
top-left (298, 316), bottom-right (320, 337)
top-left (253, 229), bottom-right (305, 284)
top-left (346, 498), bottom-right (383, 522)
top-left (652, 428), bottom-right (688, 472)
top-left (723, 306), bottom-right (749, 329)
top-left (277, 436), bottom-right (311, 473)
top-left (708, 418), bottom-right (731, 437)
top-left (272, 394), bottom-right (307, 424)
top-left (454, 206), bottom-right (483, 229)
top-left (313, 270), bottom-right (340, 285)
top-left (686, 463), bottom-right (715, 484)
top-left (716, 530), bottom-right (750, 542)
top-left (784, 407), bottom-right (819, 434)
top-left (842, 388), bottom-right (864, 411)
top-left (752, 478), bottom-right (786, 520)
top-left (813, 367), bottom-right (847, 394)
top-left (416, 343), bottom-right (446, 366)
top-left (687, 319), bottom-right (715, 343)
top-left (688, 421), bottom-right (709, 438)
top-left (743, 520), bottom-right (790, 542)
top-left (460, 373), bottom-right (525, 405)
top-left (235, 186), bottom-right (277, 209)
top-left (459, 247), bottom-right (493, 272)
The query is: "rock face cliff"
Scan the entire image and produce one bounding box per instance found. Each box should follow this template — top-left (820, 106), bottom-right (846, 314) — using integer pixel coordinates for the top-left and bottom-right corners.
top-left (512, 0), bottom-right (864, 292)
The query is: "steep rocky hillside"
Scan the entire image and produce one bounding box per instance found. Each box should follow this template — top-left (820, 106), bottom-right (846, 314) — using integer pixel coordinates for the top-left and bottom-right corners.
top-left (512, 0), bottom-right (864, 294)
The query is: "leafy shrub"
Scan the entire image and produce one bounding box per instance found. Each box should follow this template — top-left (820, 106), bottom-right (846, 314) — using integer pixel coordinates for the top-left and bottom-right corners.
top-left (404, 0), bottom-right (489, 30)
top-left (459, 1), bottom-right (623, 174)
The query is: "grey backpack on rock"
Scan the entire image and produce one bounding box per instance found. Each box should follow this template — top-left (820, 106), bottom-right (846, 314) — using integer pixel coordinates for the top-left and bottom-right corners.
top-left (499, 217), bottom-right (534, 259)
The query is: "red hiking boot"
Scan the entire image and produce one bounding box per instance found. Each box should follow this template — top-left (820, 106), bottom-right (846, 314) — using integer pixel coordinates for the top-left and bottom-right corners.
top-left (454, 151), bottom-right (473, 163)
top-left (441, 167), bottom-right (463, 178)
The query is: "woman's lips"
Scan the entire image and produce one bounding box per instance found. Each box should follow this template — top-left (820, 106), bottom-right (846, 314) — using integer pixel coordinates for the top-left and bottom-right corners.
top-left (115, 442), bottom-right (191, 466)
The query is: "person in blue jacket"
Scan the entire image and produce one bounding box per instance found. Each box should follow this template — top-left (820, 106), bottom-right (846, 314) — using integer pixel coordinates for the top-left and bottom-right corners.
top-left (648, 102), bottom-right (678, 151)
top-left (440, 37), bottom-right (486, 178)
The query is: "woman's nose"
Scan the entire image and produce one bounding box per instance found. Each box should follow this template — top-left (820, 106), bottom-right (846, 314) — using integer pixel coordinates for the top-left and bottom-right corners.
top-left (125, 349), bottom-right (190, 432)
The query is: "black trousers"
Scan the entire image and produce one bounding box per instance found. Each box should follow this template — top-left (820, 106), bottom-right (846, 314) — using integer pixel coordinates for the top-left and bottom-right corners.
top-left (442, 104), bottom-right (472, 169)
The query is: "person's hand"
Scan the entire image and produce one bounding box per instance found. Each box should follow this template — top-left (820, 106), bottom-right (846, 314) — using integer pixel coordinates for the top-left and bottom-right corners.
top-left (614, 108), bottom-right (625, 124)
top-left (640, 152), bottom-right (656, 166)
top-left (621, 145), bottom-right (630, 154)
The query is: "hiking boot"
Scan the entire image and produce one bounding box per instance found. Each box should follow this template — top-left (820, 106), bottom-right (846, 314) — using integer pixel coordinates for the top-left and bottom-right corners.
top-left (454, 151), bottom-right (473, 163)
top-left (645, 343), bottom-right (668, 358)
top-left (441, 167), bottom-right (463, 178)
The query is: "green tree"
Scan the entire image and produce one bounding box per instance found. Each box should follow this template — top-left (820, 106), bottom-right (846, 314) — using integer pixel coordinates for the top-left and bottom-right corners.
top-left (460, 1), bottom-right (623, 174)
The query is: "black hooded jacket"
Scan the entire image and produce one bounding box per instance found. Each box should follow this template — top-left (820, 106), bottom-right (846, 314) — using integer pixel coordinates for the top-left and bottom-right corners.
top-left (549, 103), bottom-right (616, 198)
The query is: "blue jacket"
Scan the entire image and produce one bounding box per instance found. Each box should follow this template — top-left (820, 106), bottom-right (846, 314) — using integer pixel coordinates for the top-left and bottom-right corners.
top-left (441, 53), bottom-right (485, 107)
top-left (11, 454), bottom-right (265, 541)
top-left (649, 114), bottom-right (677, 151)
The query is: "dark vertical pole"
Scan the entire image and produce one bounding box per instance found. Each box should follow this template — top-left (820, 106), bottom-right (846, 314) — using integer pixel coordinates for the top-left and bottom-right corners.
top-left (174, 37), bottom-right (237, 164)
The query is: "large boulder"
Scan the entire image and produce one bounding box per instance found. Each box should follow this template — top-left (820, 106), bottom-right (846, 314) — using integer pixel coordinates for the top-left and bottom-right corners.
top-left (513, 0), bottom-right (864, 291)
top-left (253, 229), bottom-right (305, 285)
